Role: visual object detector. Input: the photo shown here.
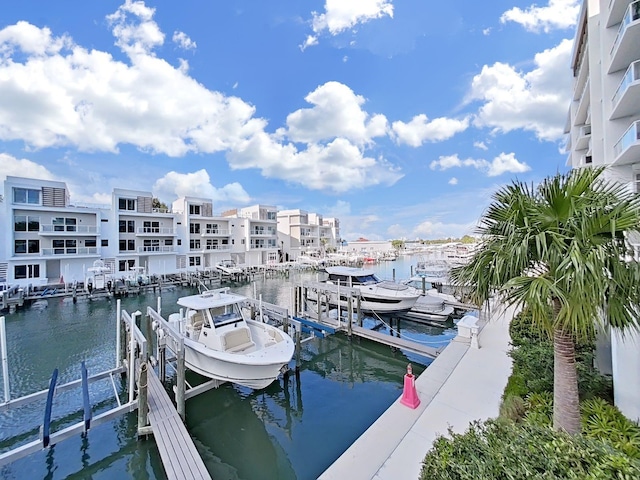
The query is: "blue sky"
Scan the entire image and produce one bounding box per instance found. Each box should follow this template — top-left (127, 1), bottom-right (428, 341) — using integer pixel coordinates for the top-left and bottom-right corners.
top-left (0, 0), bottom-right (579, 241)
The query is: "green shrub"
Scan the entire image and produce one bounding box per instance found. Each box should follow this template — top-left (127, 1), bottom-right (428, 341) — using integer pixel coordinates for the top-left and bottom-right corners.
top-left (582, 398), bottom-right (640, 459)
top-left (523, 391), bottom-right (553, 427)
top-left (420, 419), bottom-right (640, 479)
top-left (502, 372), bottom-right (528, 399)
top-left (508, 309), bottom-right (549, 346)
top-left (499, 394), bottom-right (526, 422)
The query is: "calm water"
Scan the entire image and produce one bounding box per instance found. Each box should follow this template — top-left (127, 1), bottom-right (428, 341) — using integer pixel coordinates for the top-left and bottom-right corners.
top-left (0, 256), bottom-right (456, 480)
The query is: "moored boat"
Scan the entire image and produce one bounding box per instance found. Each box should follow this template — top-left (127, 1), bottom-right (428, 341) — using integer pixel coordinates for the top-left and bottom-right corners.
top-left (323, 266), bottom-right (420, 313)
top-left (164, 288), bottom-right (295, 389)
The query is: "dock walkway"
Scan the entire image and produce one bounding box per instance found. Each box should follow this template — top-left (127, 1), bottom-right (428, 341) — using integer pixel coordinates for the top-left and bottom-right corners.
top-left (319, 301), bottom-right (515, 480)
top-left (350, 325), bottom-right (441, 358)
top-left (146, 365), bottom-right (211, 480)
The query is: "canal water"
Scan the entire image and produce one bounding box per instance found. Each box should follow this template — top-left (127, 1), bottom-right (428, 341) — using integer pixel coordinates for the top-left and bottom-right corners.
top-left (0, 256), bottom-right (457, 480)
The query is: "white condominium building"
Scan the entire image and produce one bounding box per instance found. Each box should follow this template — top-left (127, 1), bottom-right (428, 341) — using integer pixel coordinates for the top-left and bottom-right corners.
top-left (566, 0), bottom-right (640, 422)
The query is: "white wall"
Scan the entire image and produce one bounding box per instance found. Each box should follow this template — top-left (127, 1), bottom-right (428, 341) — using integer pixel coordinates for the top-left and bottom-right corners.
top-left (611, 328), bottom-right (640, 422)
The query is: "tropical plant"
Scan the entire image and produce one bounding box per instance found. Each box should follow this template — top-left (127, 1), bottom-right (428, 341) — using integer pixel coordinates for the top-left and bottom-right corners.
top-left (420, 419), bottom-right (640, 479)
top-left (450, 167), bottom-right (640, 434)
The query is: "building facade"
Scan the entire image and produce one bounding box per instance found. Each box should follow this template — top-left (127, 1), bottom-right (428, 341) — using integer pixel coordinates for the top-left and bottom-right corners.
top-left (565, 0), bottom-right (640, 421)
top-left (1, 176), bottom-right (340, 288)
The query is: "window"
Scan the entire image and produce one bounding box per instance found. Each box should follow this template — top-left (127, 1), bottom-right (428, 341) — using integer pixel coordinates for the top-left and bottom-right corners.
top-left (53, 239), bottom-right (65, 254)
top-left (119, 220), bottom-right (134, 233)
top-left (190, 239), bottom-right (201, 249)
top-left (267, 211), bottom-right (277, 220)
top-left (53, 217), bottom-right (77, 232)
top-left (15, 240), bottom-right (39, 254)
top-left (189, 204), bottom-right (201, 215)
top-left (119, 198), bottom-right (135, 210)
top-left (128, 239), bottom-right (135, 251)
top-left (189, 256), bottom-right (201, 266)
top-left (206, 223), bottom-right (219, 234)
top-left (177, 239), bottom-right (182, 246)
top-left (52, 239), bottom-right (76, 254)
top-left (85, 239), bottom-right (97, 248)
top-left (101, 239), bottom-right (109, 247)
top-left (165, 239), bottom-right (173, 246)
top-left (119, 240), bottom-right (136, 251)
top-left (13, 187), bottom-right (40, 205)
top-left (190, 223), bottom-right (201, 234)
top-left (634, 173), bottom-right (640, 193)
top-left (119, 260), bottom-right (136, 272)
top-left (29, 216), bottom-right (40, 232)
top-left (143, 221), bottom-right (160, 233)
top-left (15, 264), bottom-right (40, 279)
top-left (144, 239), bottom-right (160, 251)
top-left (14, 216), bottom-right (26, 232)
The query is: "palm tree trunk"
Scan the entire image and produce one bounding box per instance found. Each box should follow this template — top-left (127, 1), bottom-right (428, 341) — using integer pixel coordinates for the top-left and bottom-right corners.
top-left (553, 325), bottom-right (581, 434)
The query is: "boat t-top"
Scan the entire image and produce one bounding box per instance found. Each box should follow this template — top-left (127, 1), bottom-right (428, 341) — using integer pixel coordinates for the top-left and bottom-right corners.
top-left (166, 288), bottom-right (295, 389)
top-left (324, 266), bottom-right (420, 313)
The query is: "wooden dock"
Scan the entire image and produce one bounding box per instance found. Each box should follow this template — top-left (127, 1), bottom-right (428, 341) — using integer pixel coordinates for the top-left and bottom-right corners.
top-left (146, 365), bottom-right (211, 480)
top-left (351, 325), bottom-right (441, 359)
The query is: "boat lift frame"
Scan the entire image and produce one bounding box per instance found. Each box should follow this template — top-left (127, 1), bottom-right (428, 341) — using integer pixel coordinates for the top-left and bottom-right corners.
top-left (0, 301), bottom-right (148, 467)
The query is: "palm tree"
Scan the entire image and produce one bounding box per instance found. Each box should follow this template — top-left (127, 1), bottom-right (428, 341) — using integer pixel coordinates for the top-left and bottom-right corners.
top-left (450, 167), bottom-right (640, 434)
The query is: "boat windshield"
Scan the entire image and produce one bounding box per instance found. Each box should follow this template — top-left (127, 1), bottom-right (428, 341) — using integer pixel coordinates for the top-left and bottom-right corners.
top-left (353, 274), bottom-right (379, 285)
top-left (208, 303), bottom-right (243, 326)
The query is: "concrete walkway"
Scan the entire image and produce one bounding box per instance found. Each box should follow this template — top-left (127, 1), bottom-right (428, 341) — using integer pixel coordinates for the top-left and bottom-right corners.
top-left (319, 303), bottom-right (516, 480)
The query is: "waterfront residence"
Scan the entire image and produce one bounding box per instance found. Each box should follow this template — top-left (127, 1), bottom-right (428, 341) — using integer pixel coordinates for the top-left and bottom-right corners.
top-left (1, 176), bottom-right (105, 287)
top-left (565, 0), bottom-right (640, 422)
top-left (1, 176), bottom-right (341, 289)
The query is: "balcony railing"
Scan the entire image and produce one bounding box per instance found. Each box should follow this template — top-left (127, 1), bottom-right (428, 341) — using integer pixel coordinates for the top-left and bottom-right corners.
top-left (251, 230), bottom-right (276, 236)
top-left (611, 60), bottom-right (640, 119)
top-left (41, 247), bottom-right (99, 256)
top-left (40, 225), bottom-right (98, 234)
top-left (609, 1), bottom-right (640, 72)
top-left (613, 120), bottom-right (640, 161)
top-left (202, 229), bottom-right (230, 236)
top-left (203, 245), bottom-right (230, 251)
top-left (136, 227), bottom-right (175, 235)
top-left (136, 246), bottom-right (176, 253)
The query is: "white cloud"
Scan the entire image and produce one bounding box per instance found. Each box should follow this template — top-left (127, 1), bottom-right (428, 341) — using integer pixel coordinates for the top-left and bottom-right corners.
top-left (0, 9), bottom-right (263, 156)
top-left (172, 31), bottom-right (196, 50)
top-left (412, 219), bottom-right (475, 240)
top-left (500, 0), bottom-right (580, 33)
top-left (391, 114), bottom-right (469, 147)
top-left (474, 141), bottom-right (488, 150)
top-left (228, 131), bottom-right (403, 193)
top-left (448, 177), bottom-right (458, 185)
top-left (0, 153), bottom-right (58, 184)
top-left (482, 27), bottom-right (491, 36)
top-left (284, 81), bottom-right (388, 146)
top-left (0, 5), bottom-right (407, 194)
top-left (468, 39), bottom-right (573, 141)
top-left (304, 0), bottom-right (394, 48)
top-left (430, 152), bottom-right (530, 177)
top-left (153, 170), bottom-right (251, 206)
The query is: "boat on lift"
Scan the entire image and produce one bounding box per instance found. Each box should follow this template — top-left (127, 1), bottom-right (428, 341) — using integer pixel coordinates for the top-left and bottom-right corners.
top-left (215, 259), bottom-right (244, 276)
top-left (85, 260), bottom-right (113, 293)
top-left (323, 266), bottom-right (420, 313)
top-left (164, 288), bottom-right (295, 389)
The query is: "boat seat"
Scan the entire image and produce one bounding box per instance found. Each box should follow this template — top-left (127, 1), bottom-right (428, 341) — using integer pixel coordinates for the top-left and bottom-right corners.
top-left (222, 327), bottom-right (255, 353)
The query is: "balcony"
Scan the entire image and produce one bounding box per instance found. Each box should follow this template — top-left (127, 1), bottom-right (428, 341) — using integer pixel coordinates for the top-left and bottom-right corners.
top-left (611, 60), bottom-right (640, 119)
top-left (41, 247), bottom-right (99, 256)
top-left (201, 229), bottom-right (230, 237)
top-left (573, 47), bottom-right (589, 101)
top-left (612, 120), bottom-right (640, 166)
top-left (574, 78), bottom-right (590, 126)
top-left (250, 230), bottom-right (276, 237)
top-left (136, 227), bottom-right (175, 236)
top-left (609, 1), bottom-right (640, 73)
top-left (250, 244), bottom-right (277, 250)
top-left (203, 245), bottom-right (230, 251)
top-left (136, 246), bottom-right (177, 254)
top-left (40, 225), bottom-right (98, 235)
top-left (608, 0), bottom-right (636, 27)
top-left (575, 125), bottom-right (591, 151)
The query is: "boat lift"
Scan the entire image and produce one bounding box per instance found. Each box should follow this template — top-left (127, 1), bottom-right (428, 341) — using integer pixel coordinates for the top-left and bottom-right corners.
top-left (0, 303), bottom-right (148, 467)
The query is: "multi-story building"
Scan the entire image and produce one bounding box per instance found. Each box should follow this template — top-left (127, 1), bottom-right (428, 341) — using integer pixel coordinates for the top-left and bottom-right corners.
top-left (228, 205), bottom-right (279, 265)
top-left (2, 176), bottom-right (105, 286)
top-left (172, 196), bottom-right (234, 270)
top-left (2, 176), bottom-right (340, 284)
top-left (110, 188), bottom-right (177, 276)
top-left (565, 0), bottom-right (640, 421)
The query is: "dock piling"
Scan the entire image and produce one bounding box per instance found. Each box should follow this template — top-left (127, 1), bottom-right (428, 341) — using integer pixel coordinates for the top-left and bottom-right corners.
top-left (1, 316), bottom-right (9, 403)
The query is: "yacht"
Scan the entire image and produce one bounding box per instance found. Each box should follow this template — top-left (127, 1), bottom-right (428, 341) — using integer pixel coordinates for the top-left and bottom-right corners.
top-left (164, 288), bottom-right (295, 389)
top-left (323, 266), bottom-right (420, 313)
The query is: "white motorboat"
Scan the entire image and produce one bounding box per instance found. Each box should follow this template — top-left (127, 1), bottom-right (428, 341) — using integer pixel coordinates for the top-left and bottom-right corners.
top-left (323, 266), bottom-right (420, 313)
top-left (215, 259), bottom-right (244, 275)
top-left (403, 276), bottom-right (456, 321)
top-left (414, 260), bottom-right (450, 284)
top-left (86, 260), bottom-right (113, 292)
top-left (165, 288), bottom-right (295, 389)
